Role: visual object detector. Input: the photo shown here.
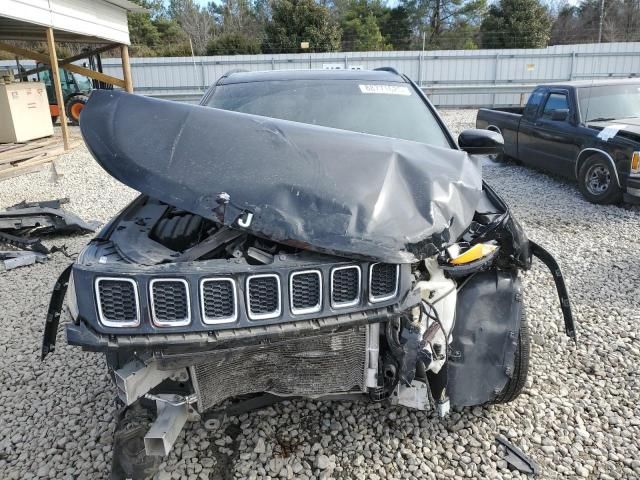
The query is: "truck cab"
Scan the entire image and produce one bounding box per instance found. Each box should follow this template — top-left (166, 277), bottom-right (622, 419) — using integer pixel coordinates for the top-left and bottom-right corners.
top-left (477, 80), bottom-right (640, 204)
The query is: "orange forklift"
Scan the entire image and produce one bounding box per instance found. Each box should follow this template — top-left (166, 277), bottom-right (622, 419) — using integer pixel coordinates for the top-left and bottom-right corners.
top-left (33, 51), bottom-right (111, 125)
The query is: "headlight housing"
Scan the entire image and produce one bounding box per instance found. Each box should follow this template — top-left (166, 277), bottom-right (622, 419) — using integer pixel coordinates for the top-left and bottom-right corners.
top-left (631, 151), bottom-right (640, 176)
top-left (66, 271), bottom-right (79, 322)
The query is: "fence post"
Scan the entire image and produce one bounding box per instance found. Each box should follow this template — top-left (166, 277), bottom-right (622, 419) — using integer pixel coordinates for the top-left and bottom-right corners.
top-left (200, 60), bottom-right (206, 90)
top-left (419, 31), bottom-right (426, 87)
top-left (492, 53), bottom-right (500, 107)
top-left (569, 51), bottom-right (575, 80)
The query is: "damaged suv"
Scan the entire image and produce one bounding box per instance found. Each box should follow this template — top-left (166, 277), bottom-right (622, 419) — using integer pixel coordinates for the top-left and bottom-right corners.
top-left (42, 69), bottom-right (574, 476)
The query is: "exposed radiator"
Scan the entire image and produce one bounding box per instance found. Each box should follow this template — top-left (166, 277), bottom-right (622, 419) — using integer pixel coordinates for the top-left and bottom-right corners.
top-left (190, 327), bottom-right (368, 411)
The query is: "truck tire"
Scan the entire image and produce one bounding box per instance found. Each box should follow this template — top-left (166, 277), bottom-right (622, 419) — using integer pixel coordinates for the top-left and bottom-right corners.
top-left (65, 94), bottom-right (89, 125)
top-left (578, 154), bottom-right (622, 204)
top-left (492, 310), bottom-right (529, 404)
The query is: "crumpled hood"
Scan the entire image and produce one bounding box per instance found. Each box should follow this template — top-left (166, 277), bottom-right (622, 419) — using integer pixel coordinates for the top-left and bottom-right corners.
top-left (80, 90), bottom-right (482, 263)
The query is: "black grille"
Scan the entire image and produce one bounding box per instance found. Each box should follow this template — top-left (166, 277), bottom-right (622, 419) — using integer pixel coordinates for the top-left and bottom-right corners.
top-left (332, 267), bottom-right (360, 307)
top-left (370, 264), bottom-right (398, 300)
top-left (247, 275), bottom-right (280, 318)
top-left (291, 271), bottom-right (321, 313)
top-left (201, 279), bottom-right (236, 322)
top-left (151, 280), bottom-right (189, 324)
top-left (97, 279), bottom-right (138, 324)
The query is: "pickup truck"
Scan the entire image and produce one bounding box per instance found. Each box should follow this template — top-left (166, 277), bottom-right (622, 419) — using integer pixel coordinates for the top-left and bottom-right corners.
top-left (476, 79), bottom-right (640, 204)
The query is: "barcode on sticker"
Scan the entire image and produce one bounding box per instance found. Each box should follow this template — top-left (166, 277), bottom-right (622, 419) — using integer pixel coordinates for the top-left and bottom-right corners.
top-left (359, 84), bottom-right (411, 96)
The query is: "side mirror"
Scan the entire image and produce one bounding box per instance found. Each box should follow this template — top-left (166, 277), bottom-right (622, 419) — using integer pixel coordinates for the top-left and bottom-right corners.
top-left (551, 109), bottom-right (569, 122)
top-left (458, 129), bottom-right (504, 155)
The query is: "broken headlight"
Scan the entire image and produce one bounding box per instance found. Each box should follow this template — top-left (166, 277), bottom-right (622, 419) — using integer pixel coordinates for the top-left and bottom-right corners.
top-left (438, 242), bottom-right (500, 278)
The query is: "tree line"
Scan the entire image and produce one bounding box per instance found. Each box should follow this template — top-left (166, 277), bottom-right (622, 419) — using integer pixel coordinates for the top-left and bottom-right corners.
top-left (129, 0), bottom-right (640, 56)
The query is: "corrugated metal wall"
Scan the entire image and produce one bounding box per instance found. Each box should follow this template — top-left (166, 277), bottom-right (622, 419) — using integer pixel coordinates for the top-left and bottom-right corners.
top-left (3, 42), bottom-right (639, 107)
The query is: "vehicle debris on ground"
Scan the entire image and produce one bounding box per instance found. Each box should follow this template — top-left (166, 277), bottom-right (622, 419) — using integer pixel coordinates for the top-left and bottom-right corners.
top-left (0, 197), bottom-right (97, 269)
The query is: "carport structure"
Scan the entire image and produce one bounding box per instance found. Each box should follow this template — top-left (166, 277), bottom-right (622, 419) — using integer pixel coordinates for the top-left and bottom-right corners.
top-left (0, 0), bottom-right (146, 150)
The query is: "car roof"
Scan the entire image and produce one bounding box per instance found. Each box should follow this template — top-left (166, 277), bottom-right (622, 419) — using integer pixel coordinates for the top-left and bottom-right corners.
top-left (539, 78), bottom-right (640, 89)
top-left (217, 68), bottom-right (407, 85)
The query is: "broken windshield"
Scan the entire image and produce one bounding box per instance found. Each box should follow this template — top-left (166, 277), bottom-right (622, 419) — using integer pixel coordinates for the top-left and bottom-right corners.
top-left (206, 79), bottom-right (451, 148)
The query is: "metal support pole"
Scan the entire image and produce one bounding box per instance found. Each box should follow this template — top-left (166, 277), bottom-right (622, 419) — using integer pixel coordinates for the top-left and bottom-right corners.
top-left (598, 0), bottom-right (605, 43)
top-left (420, 31), bottom-right (426, 87)
top-left (120, 44), bottom-right (133, 93)
top-left (569, 51), bottom-right (576, 80)
top-left (45, 28), bottom-right (69, 150)
top-left (492, 53), bottom-right (500, 107)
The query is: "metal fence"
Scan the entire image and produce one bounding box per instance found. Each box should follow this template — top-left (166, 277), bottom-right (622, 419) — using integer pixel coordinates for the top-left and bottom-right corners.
top-left (3, 41), bottom-right (639, 107)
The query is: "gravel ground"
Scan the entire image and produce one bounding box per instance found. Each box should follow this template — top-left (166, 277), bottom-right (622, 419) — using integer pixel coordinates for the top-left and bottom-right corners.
top-left (1, 111), bottom-right (639, 480)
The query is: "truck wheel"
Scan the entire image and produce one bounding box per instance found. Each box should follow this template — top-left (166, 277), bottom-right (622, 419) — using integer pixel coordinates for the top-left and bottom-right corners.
top-left (65, 94), bottom-right (89, 125)
top-left (578, 154), bottom-right (622, 204)
top-left (492, 310), bottom-right (529, 404)
top-left (487, 152), bottom-right (504, 163)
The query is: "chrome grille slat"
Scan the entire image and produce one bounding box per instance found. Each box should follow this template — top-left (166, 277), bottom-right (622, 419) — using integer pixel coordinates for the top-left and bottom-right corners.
top-left (150, 279), bottom-right (191, 327)
top-left (95, 277), bottom-right (140, 327)
top-left (290, 270), bottom-right (322, 315)
top-left (369, 263), bottom-right (399, 302)
top-left (200, 278), bottom-right (237, 324)
top-left (331, 265), bottom-right (361, 308)
top-left (246, 274), bottom-right (281, 320)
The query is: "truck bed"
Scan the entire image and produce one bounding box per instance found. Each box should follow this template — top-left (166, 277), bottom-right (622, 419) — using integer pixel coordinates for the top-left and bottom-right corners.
top-left (475, 107), bottom-right (523, 159)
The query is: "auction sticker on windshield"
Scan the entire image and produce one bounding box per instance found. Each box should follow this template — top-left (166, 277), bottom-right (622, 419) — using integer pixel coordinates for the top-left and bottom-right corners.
top-left (359, 84), bottom-right (411, 96)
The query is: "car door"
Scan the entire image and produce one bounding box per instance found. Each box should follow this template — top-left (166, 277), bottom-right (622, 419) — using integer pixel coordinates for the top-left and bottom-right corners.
top-left (517, 88), bottom-right (546, 166)
top-left (526, 89), bottom-right (580, 176)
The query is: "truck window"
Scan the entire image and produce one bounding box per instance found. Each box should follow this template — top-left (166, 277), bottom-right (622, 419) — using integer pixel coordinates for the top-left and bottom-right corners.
top-left (523, 89), bottom-right (545, 120)
top-left (542, 93), bottom-right (569, 120)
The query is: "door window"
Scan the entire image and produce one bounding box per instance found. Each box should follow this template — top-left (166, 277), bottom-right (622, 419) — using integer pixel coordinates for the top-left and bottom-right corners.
top-left (542, 93), bottom-right (569, 120)
top-left (523, 88), bottom-right (545, 120)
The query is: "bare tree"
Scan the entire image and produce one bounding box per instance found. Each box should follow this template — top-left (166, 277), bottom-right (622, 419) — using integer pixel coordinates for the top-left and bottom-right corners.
top-left (168, 0), bottom-right (215, 54)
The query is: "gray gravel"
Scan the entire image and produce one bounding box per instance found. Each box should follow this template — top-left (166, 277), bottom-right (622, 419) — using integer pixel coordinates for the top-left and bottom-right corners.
top-left (1, 112), bottom-right (639, 479)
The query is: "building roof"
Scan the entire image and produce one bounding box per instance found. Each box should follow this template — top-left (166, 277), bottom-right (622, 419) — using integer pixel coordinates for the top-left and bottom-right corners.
top-left (0, 0), bottom-right (146, 45)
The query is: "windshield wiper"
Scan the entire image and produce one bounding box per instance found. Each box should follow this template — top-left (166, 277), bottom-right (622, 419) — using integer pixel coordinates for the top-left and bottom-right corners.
top-left (588, 117), bottom-right (616, 122)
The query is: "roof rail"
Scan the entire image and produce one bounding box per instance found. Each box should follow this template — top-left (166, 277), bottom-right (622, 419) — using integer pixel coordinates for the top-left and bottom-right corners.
top-left (374, 67), bottom-right (401, 76)
top-left (215, 69), bottom-right (249, 86)
top-left (220, 69), bottom-right (248, 79)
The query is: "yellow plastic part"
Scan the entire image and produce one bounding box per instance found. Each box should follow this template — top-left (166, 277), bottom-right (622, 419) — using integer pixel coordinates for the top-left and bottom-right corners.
top-left (450, 243), bottom-right (498, 265)
top-left (631, 151), bottom-right (640, 174)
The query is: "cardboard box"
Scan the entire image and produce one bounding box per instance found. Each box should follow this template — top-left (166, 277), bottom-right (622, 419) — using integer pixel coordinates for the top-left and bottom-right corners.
top-left (0, 82), bottom-right (53, 143)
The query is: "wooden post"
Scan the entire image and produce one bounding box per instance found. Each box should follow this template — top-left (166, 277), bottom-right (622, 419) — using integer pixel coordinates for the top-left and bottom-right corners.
top-left (120, 44), bottom-right (133, 93)
top-left (45, 28), bottom-right (69, 150)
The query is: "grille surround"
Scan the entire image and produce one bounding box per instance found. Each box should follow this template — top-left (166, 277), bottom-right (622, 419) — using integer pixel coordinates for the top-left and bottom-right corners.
top-left (369, 263), bottom-right (399, 303)
top-left (149, 278), bottom-right (191, 327)
top-left (331, 265), bottom-right (361, 308)
top-left (94, 277), bottom-right (140, 327)
top-left (289, 270), bottom-right (322, 315)
top-left (200, 278), bottom-right (238, 324)
top-left (246, 273), bottom-right (281, 320)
